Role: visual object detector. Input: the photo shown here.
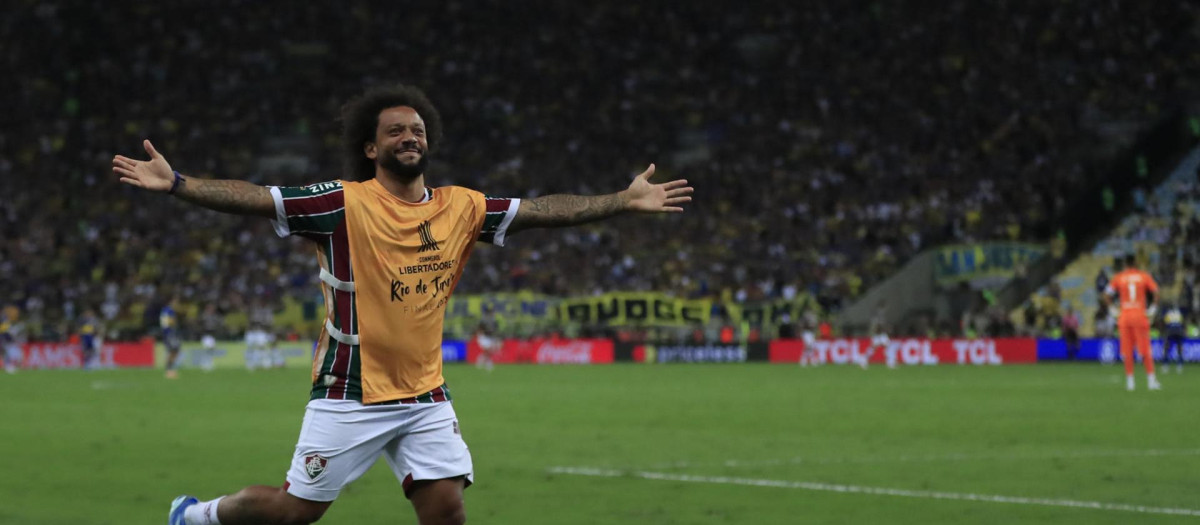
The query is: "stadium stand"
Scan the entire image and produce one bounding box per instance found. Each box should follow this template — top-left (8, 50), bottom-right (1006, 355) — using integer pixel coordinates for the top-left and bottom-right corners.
top-left (1015, 146), bottom-right (1200, 337)
top-left (3, 1), bottom-right (1200, 340)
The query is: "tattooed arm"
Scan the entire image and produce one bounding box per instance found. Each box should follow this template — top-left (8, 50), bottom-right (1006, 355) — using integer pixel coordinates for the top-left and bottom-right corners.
top-left (508, 164), bottom-right (694, 234)
top-left (510, 193), bottom-right (629, 230)
top-left (112, 139), bottom-right (275, 218)
top-left (172, 178), bottom-right (274, 218)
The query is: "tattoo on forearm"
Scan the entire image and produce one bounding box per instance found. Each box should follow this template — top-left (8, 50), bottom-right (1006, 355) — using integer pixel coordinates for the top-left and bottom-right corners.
top-left (514, 193), bottom-right (627, 230)
top-left (176, 177), bottom-right (275, 218)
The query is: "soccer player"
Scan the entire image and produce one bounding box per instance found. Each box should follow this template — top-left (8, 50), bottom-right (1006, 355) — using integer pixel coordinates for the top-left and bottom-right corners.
top-left (0, 311), bottom-right (22, 374)
top-left (161, 297), bottom-right (183, 379)
top-left (244, 301), bottom-right (272, 371)
top-left (79, 308), bottom-right (103, 370)
top-left (198, 303), bottom-right (223, 372)
top-left (1105, 254), bottom-right (1160, 391)
top-left (798, 321), bottom-right (820, 366)
top-left (862, 306), bottom-right (891, 369)
top-left (268, 330), bottom-right (286, 369)
top-left (472, 321), bottom-right (501, 372)
top-left (1162, 302), bottom-right (1185, 374)
top-left (243, 299), bottom-right (273, 371)
top-left (113, 85), bottom-right (692, 525)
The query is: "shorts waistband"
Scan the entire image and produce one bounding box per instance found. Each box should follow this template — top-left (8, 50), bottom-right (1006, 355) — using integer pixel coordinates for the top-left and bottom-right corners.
top-left (365, 384), bottom-right (452, 405)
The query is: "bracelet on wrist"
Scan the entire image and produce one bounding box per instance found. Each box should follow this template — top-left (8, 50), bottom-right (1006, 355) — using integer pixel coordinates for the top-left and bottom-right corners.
top-left (168, 171), bottom-right (183, 195)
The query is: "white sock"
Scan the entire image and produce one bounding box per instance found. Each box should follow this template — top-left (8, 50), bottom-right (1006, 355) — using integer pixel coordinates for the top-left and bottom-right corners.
top-left (183, 496), bottom-right (224, 525)
top-left (1148, 373), bottom-right (1157, 383)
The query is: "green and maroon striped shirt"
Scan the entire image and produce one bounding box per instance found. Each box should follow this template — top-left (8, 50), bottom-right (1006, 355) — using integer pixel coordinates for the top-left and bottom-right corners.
top-left (269, 180), bottom-right (519, 403)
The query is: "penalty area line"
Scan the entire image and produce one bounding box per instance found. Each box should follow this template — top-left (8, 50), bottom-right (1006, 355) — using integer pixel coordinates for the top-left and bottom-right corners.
top-left (547, 466), bottom-right (1200, 518)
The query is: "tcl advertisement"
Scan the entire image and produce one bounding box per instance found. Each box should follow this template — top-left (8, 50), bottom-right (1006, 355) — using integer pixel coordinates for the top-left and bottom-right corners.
top-left (768, 338), bottom-right (1038, 365)
top-left (466, 337), bottom-right (614, 364)
top-left (16, 340), bottom-right (156, 369)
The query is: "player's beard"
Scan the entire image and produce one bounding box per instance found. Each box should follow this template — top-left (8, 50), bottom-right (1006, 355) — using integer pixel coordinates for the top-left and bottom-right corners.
top-left (379, 151), bottom-right (428, 180)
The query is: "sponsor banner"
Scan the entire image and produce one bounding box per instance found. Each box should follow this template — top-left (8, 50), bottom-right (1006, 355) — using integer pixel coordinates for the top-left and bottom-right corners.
top-left (18, 340), bottom-right (156, 369)
top-left (442, 340), bottom-right (467, 363)
top-left (768, 338), bottom-right (1038, 366)
top-left (168, 341), bottom-right (312, 369)
top-left (1038, 338), bottom-right (1200, 362)
top-left (638, 344), bottom-right (748, 363)
top-left (933, 243), bottom-right (1046, 285)
top-left (466, 338), bottom-right (614, 364)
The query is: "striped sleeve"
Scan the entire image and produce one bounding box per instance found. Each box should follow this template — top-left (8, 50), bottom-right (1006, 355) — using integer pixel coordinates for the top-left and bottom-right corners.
top-left (478, 196), bottom-right (521, 246)
top-left (269, 181), bottom-right (346, 239)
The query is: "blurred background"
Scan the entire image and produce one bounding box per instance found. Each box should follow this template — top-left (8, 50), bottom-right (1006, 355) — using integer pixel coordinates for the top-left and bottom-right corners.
top-left (3, 0), bottom-right (1200, 358)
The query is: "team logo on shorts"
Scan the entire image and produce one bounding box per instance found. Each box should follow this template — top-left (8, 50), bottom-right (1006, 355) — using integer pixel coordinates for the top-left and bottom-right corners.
top-left (453, 420), bottom-right (460, 435)
top-left (304, 454), bottom-right (329, 481)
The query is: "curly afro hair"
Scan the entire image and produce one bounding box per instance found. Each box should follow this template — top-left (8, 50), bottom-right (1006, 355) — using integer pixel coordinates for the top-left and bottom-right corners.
top-left (340, 85), bottom-right (444, 181)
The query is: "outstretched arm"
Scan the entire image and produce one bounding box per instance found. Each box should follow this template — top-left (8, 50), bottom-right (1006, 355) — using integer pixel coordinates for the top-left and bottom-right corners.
top-left (112, 140), bottom-right (275, 219)
top-left (507, 164), bottom-right (693, 234)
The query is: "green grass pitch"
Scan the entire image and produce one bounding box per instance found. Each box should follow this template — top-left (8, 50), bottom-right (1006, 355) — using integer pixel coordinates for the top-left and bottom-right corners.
top-left (1, 363), bottom-right (1196, 524)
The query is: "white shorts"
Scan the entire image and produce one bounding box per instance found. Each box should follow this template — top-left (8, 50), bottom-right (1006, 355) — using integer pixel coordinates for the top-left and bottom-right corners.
top-left (201, 335), bottom-right (216, 349)
top-left (284, 399), bottom-right (473, 502)
top-left (245, 330), bottom-right (272, 348)
top-left (871, 334), bottom-right (890, 347)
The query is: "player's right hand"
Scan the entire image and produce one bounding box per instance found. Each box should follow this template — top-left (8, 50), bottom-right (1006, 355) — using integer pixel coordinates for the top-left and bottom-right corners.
top-left (112, 140), bottom-right (175, 192)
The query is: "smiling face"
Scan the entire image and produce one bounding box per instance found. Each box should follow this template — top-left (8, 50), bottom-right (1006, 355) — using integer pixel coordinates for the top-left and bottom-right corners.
top-left (365, 106), bottom-right (429, 180)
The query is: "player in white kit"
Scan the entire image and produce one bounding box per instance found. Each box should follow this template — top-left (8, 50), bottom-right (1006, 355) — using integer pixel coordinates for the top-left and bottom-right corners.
top-left (473, 322), bottom-right (501, 372)
top-left (798, 323), bottom-right (821, 366)
top-left (245, 301), bottom-right (276, 370)
top-left (861, 305), bottom-right (893, 369)
top-left (197, 303), bottom-right (223, 371)
top-left (865, 330), bottom-right (892, 369)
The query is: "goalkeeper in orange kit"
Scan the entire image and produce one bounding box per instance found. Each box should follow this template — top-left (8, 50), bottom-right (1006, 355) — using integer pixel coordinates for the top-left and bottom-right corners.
top-left (1104, 254), bottom-right (1161, 391)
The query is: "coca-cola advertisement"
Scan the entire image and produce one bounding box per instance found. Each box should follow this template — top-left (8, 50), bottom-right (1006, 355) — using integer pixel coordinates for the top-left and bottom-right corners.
top-left (768, 338), bottom-right (1038, 365)
top-left (466, 337), bottom-right (614, 364)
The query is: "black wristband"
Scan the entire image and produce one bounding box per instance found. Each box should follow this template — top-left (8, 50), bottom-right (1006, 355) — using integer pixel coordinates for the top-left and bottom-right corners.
top-left (168, 171), bottom-right (183, 195)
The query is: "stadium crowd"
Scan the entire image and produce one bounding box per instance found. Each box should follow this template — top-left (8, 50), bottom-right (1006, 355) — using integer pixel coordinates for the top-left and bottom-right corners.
top-left (3, 1), bottom-right (1199, 340)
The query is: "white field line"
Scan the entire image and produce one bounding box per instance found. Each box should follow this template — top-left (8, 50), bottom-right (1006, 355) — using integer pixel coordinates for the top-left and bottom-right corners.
top-left (643, 448), bottom-right (1200, 470)
top-left (547, 466), bottom-right (1200, 518)
top-left (89, 381), bottom-right (140, 390)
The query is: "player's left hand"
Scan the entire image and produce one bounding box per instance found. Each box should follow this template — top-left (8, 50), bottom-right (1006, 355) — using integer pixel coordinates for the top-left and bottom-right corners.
top-left (620, 164), bottom-right (694, 213)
